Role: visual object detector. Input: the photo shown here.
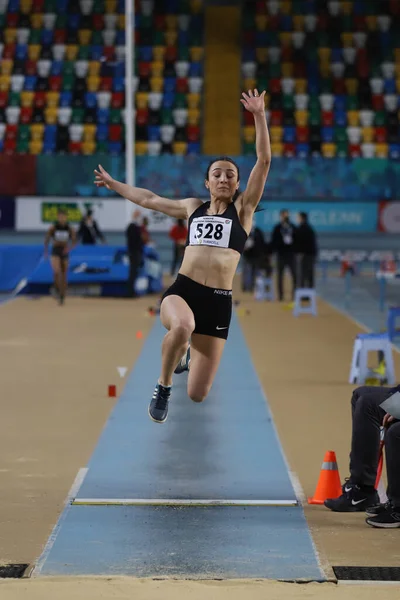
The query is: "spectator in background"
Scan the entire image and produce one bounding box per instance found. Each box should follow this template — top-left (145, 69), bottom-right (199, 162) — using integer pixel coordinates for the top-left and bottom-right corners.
top-left (271, 209), bottom-right (297, 301)
top-left (296, 211), bottom-right (318, 288)
top-left (141, 216), bottom-right (151, 246)
top-left (169, 218), bottom-right (188, 276)
top-left (242, 225), bottom-right (266, 291)
top-left (126, 209), bottom-right (144, 297)
top-left (77, 209), bottom-right (106, 245)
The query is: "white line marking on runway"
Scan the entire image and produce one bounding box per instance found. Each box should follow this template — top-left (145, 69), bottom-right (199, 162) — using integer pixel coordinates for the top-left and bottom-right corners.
top-left (72, 498), bottom-right (298, 507)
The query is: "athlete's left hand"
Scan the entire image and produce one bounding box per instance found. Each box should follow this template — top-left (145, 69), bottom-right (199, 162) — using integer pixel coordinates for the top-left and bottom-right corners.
top-left (240, 89), bottom-right (266, 115)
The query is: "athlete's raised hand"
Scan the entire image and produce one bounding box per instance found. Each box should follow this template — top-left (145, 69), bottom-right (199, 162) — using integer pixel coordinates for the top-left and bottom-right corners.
top-left (240, 89), bottom-right (266, 115)
top-left (94, 164), bottom-right (114, 190)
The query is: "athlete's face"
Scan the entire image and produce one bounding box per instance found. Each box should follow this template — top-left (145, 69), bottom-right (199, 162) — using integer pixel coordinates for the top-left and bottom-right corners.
top-left (205, 161), bottom-right (239, 201)
top-left (58, 212), bottom-right (67, 225)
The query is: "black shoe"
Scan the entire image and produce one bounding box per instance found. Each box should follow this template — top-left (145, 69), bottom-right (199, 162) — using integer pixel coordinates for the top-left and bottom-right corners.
top-left (148, 383), bottom-right (171, 423)
top-left (58, 294), bottom-right (65, 305)
top-left (174, 346), bottom-right (190, 374)
top-left (366, 504), bottom-right (400, 528)
top-left (365, 500), bottom-right (391, 518)
top-left (324, 479), bottom-right (379, 512)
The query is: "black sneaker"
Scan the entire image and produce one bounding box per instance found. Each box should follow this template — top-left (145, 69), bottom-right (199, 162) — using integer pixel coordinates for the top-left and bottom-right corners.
top-left (324, 479), bottom-right (379, 512)
top-left (365, 500), bottom-right (391, 518)
top-left (174, 346), bottom-right (190, 374)
top-left (366, 504), bottom-right (400, 528)
top-left (148, 383), bottom-right (171, 423)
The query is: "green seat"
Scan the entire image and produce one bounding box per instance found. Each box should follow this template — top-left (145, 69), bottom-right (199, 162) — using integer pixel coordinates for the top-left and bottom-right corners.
top-left (257, 77), bottom-right (268, 92)
top-left (308, 96), bottom-right (320, 111)
top-left (45, 0), bottom-right (57, 9)
top-left (316, 32), bottom-right (329, 47)
top-left (292, 0), bottom-right (304, 13)
top-left (268, 32), bottom-right (279, 46)
top-left (9, 92), bottom-right (20, 106)
top-left (0, 14), bottom-right (5, 28)
top-left (78, 46), bottom-right (90, 59)
top-left (283, 94), bottom-right (295, 111)
top-left (55, 15), bottom-right (67, 28)
top-left (97, 141), bottom-right (108, 153)
top-left (305, 46), bottom-right (318, 61)
top-left (110, 109), bottom-right (122, 124)
top-left (346, 96), bottom-right (359, 110)
top-left (243, 141), bottom-right (255, 156)
top-left (334, 127), bottom-right (347, 143)
top-left (320, 79), bottom-right (333, 93)
top-left (374, 111), bottom-right (387, 126)
top-left (71, 107), bottom-right (84, 123)
top-left (91, 31), bottom-right (103, 45)
top-left (93, 0), bottom-right (105, 11)
top-left (269, 63), bottom-right (281, 78)
top-left (62, 73), bottom-right (75, 92)
top-left (191, 32), bottom-right (203, 46)
top-left (17, 139), bottom-right (29, 153)
top-left (178, 47), bottom-right (190, 61)
top-left (243, 13), bottom-right (255, 29)
top-left (179, 0), bottom-right (190, 11)
top-left (365, 0), bottom-right (376, 13)
top-left (161, 108), bottom-right (173, 125)
top-left (141, 16), bottom-right (152, 29)
top-left (174, 93), bottom-right (187, 109)
top-left (62, 61), bottom-right (75, 76)
top-left (29, 30), bottom-right (41, 44)
top-left (18, 124), bottom-right (30, 141)
top-left (336, 140), bottom-right (348, 156)
top-left (153, 31), bottom-right (165, 45)
top-left (341, 15), bottom-right (352, 31)
top-left (309, 108), bottom-right (321, 126)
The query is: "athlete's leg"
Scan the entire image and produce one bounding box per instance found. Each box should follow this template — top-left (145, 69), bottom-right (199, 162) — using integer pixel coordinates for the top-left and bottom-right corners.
top-left (50, 256), bottom-right (62, 296)
top-left (159, 295), bottom-right (195, 386)
top-left (59, 257), bottom-right (69, 301)
top-left (187, 333), bottom-right (226, 402)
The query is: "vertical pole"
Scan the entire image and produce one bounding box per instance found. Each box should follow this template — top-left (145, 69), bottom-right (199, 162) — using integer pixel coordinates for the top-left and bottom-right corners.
top-left (125, 0), bottom-right (135, 220)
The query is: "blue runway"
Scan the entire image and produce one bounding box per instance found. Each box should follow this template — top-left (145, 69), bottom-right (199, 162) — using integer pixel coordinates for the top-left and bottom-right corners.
top-left (36, 314), bottom-right (324, 580)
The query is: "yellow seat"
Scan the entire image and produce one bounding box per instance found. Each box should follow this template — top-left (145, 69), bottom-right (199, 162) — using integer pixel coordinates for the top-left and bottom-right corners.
top-left (263, 92), bottom-right (270, 109)
top-left (190, 0), bottom-right (203, 14)
top-left (280, 32), bottom-right (291, 47)
top-left (293, 15), bottom-right (304, 30)
top-left (0, 75), bottom-right (11, 91)
top-left (190, 47), bottom-right (203, 62)
top-left (88, 61), bottom-right (101, 77)
top-left (135, 141), bottom-right (148, 156)
top-left (78, 30), bottom-right (92, 45)
top-left (20, 0), bottom-right (32, 13)
top-left (281, 0), bottom-right (291, 14)
top-left (345, 79), bottom-right (358, 95)
top-left (342, 1), bottom-right (352, 14)
top-left (188, 108), bottom-right (200, 125)
top-left (165, 15), bottom-right (178, 30)
top-left (82, 140), bottom-right (96, 155)
top-left (395, 64), bottom-right (400, 78)
top-left (4, 29), bottom-right (17, 44)
top-left (270, 126), bottom-right (283, 143)
top-left (243, 126), bottom-right (255, 144)
top-left (65, 45), bottom-right (78, 61)
top-left (29, 140), bottom-right (43, 155)
top-left (318, 48), bottom-right (331, 62)
top-left (243, 78), bottom-right (256, 91)
top-left (87, 76), bottom-right (100, 92)
top-left (396, 78), bottom-right (400, 93)
top-left (319, 63), bottom-right (331, 78)
top-left (256, 48), bottom-right (268, 63)
top-left (255, 15), bottom-right (267, 31)
top-left (341, 33), bottom-right (353, 47)
top-left (347, 111), bottom-right (360, 127)
top-left (1, 60), bottom-right (13, 76)
top-left (362, 127), bottom-right (374, 143)
top-left (150, 77), bottom-right (163, 93)
top-left (173, 141), bottom-right (187, 155)
top-left (187, 93), bottom-right (200, 110)
top-left (271, 142), bottom-right (283, 157)
top-left (375, 143), bottom-right (388, 158)
top-left (44, 107), bottom-right (58, 124)
top-left (31, 123), bottom-right (44, 140)
top-left (322, 143), bottom-right (336, 158)
top-left (153, 46), bottom-right (166, 61)
top-left (30, 13), bottom-right (43, 28)
top-left (46, 91), bottom-right (59, 107)
top-left (295, 79), bottom-right (307, 94)
top-left (83, 124), bottom-right (96, 140)
top-left (282, 63), bottom-right (293, 77)
top-left (136, 92), bottom-right (149, 109)
top-left (151, 61), bottom-right (164, 77)
top-left (295, 110), bottom-right (308, 126)
top-left (395, 49), bottom-right (400, 62)
top-left (21, 91), bottom-right (34, 106)
top-left (105, 0), bottom-right (117, 12)
top-left (366, 16), bottom-right (377, 30)
top-left (165, 31), bottom-right (178, 46)
top-left (28, 45), bottom-right (41, 61)
top-left (118, 14), bottom-right (125, 29)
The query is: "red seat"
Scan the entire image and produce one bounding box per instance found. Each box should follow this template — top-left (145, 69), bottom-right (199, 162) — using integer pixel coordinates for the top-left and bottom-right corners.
top-left (155, 15), bottom-right (165, 29)
top-left (34, 91), bottom-right (46, 108)
top-left (372, 95), bottom-right (384, 111)
top-left (54, 29), bottom-right (67, 43)
top-left (296, 126), bottom-right (309, 142)
top-left (283, 142), bottom-right (296, 156)
top-left (138, 62), bottom-right (151, 78)
top-left (187, 124), bottom-right (200, 142)
top-left (354, 16), bottom-right (366, 30)
top-left (136, 108), bottom-right (149, 126)
top-left (333, 79), bottom-right (346, 95)
top-left (268, 15), bottom-right (279, 29)
top-left (7, 13), bottom-right (19, 27)
top-left (322, 111), bottom-right (334, 127)
top-left (109, 124), bottom-right (122, 141)
top-left (243, 32), bottom-right (255, 45)
top-left (349, 144), bottom-right (361, 157)
top-left (92, 14), bottom-right (104, 30)
top-left (5, 125), bottom-right (18, 140)
top-left (3, 44), bottom-right (16, 59)
top-left (244, 111), bottom-right (254, 126)
top-left (293, 61), bottom-right (306, 78)
top-left (176, 78), bottom-right (188, 94)
top-left (25, 60), bottom-right (37, 75)
top-left (0, 91), bottom-right (8, 108)
top-left (375, 127), bottom-right (387, 143)
top-left (270, 110), bottom-right (283, 126)
top-left (99, 77), bottom-right (113, 91)
top-left (270, 79), bottom-right (281, 94)
top-left (357, 62), bottom-right (370, 79)
top-left (256, 1), bottom-right (267, 13)
top-left (317, 15), bottom-right (329, 30)
top-left (4, 138), bottom-right (17, 154)
top-left (32, 0), bottom-right (45, 10)
top-left (103, 46), bottom-right (115, 61)
top-left (20, 107), bottom-right (33, 124)
top-left (390, 0), bottom-right (400, 15)
top-left (281, 46), bottom-right (292, 61)
top-left (68, 141), bottom-right (82, 154)
top-left (111, 92), bottom-right (124, 108)
top-left (49, 76), bottom-right (62, 91)
top-left (165, 46), bottom-right (177, 62)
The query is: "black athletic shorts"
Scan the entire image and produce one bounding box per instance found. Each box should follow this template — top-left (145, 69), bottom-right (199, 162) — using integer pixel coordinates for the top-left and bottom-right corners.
top-left (161, 274), bottom-right (232, 340)
top-left (51, 245), bottom-right (68, 260)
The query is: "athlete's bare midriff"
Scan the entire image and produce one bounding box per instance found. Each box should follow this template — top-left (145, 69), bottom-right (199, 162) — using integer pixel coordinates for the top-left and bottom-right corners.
top-left (178, 245), bottom-right (241, 290)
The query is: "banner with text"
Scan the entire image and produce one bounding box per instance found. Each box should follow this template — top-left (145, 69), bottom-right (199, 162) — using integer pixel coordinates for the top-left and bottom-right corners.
top-left (378, 201), bottom-right (400, 233)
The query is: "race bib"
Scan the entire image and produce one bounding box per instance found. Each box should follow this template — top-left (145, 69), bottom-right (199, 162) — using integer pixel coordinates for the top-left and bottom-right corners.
top-left (189, 216), bottom-right (232, 248)
top-left (54, 230), bottom-right (70, 242)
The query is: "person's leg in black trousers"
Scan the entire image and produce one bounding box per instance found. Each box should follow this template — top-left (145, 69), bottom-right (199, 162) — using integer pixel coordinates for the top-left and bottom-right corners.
top-left (276, 255), bottom-right (285, 301)
top-left (299, 254), bottom-right (306, 288)
top-left (127, 251), bottom-right (141, 297)
top-left (325, 386), bottom-right (392, 512)
top-left (385, 421), bottom-right (400, 507)
top-left (304, 255), bottom-right (315, 288)
top-left (286, 253), bottom-right (297, 300)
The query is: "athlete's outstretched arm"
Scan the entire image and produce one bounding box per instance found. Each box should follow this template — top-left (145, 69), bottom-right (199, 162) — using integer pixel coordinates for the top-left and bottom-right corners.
top-left (94, 165), bottom-right (200, 219)
top-left (240, 89), bottom-right (271, 212)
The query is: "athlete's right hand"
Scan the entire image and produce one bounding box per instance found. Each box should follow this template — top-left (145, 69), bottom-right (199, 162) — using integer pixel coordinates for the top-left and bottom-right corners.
top-left (383, 413), bottom-right (395, 427)
top-left (94, 165), bottom-right (114, 190)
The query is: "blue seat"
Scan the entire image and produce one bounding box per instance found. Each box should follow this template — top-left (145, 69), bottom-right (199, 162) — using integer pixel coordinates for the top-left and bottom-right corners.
top-left (96, 123), bottom-right (109, 141)
top-left (389, 143), bottom-right (400, 158)
top-left (113, 62), bottom-right (125, 78)
top-left (148, 125), bottom-right (160, 141)
top-left (15, 44), bottom-right (28, 60)
top-left (308, 78), bottom-right (320, 94)
top-left (108, 141), bottom-right (122, 154)
top-left (41, 30), bottom-right (53, 45)
top-left (162, 91), bottom-right (175, 108)
top-left (165, 0), bottom-right (179, 10)
top-left (44, 125), bottom-right (57, 140)
top-left (281, 15), bottom-right (292, 31)
top-left (97, 109), bottom-right (110, 125)
top-left (334, 96), bottom-right (346, 111)
top-left (334, 109), bottom-right (347, 126)
top-left (189, 62), bottom-right (203, 77)
top-left (322, 127), bottom-right (334, 143)
top-left (242, 48), bottom-right (256, 62)
top-left (354, 0), bottom-right (365, 14)
top-left (90, 45), bottom-right (103, 60)
top-left (59, 91), bottom-right (72, 107)
top-left (188, 141), bottom-right (201, 154)
top-left (50, 60), bottom-right (63, 76)
top-left (331, 48), bottom-right (343, 62)
top-left (24, 75), bottom-right (37, 91)
top-left (8, 0), bottom-right (19, 11)
top-left (116, 30), bottom-right (125, 45)
top-left (113, 76), bottom-right (124, 92)
top-left (255, 32), bottom-right (269, 46)
top-left (164, 77), bottom-right (176, 92)
top-left (283, 126), bottom-right (296, 143)
top-left (68, 14), bottom-right (81, 29)
top-left (84, 92), bottom-right (97, 108)
top-left (178, 31), bottom-right (190, 46)
top-left (0, 140), bottom-right (3, 152)
top-left (384, 79), bottom-right (396, 94)
top-left (296, 143), bottom-right (309, 157)
top-left (56, 0), bottom-right (69, 12)
top-left (380, 31), bottom-right (391, 49)
top-left (43, 139), bottom-right (56, 153)
top-left (139, 46), bottom-right (153, 62)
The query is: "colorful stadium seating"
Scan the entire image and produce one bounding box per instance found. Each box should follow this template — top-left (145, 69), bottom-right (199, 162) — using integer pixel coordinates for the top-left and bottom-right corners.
top-left (241, 0), bottom-right (400, 158)
top-left (0, 0), bottom-right (204, 155)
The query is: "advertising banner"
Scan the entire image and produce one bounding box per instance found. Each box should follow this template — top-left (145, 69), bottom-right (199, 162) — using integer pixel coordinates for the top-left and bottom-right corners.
top-left (378, 201), bottom-right (400, 233)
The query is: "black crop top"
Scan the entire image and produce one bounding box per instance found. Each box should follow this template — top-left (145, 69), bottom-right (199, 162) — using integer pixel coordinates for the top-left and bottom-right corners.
top-left (186, 200), bottom-right (248, 255)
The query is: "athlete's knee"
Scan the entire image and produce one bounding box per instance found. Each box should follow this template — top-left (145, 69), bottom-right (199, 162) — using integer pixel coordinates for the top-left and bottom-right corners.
top-left (169, 318), bottom-right (194, 342)
top-left (187, 382), bottom-right (210, 403)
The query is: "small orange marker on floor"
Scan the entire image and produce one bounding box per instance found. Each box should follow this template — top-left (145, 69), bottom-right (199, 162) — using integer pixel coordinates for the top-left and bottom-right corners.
top-left (108, 384), bottom-right (117, 398)
top-left (136, 330), bottom-right (143, 339)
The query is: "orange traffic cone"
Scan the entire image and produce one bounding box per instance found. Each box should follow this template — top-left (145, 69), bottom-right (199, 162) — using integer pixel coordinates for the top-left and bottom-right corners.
top-left (308, 450), bottom-right (342, 505)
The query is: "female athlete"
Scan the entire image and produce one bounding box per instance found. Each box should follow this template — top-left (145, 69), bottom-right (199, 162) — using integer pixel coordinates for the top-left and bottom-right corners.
top-left (44, 208), bottom-right (76, 305)
top-left (94, 90), bottom-right (271, 423)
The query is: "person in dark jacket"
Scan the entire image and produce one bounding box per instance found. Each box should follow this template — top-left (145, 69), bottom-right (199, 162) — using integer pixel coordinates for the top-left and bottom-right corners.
top-left (77, 209), bottom-right (106, 245)
top-left (271, 209), bottom-right (297, 301)
top-left (242, 225), bottom-right (267, 291)
top-left (126, 209), bottom-right (144, 297)
top-left (296, 211), bottom-right (318, 288)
